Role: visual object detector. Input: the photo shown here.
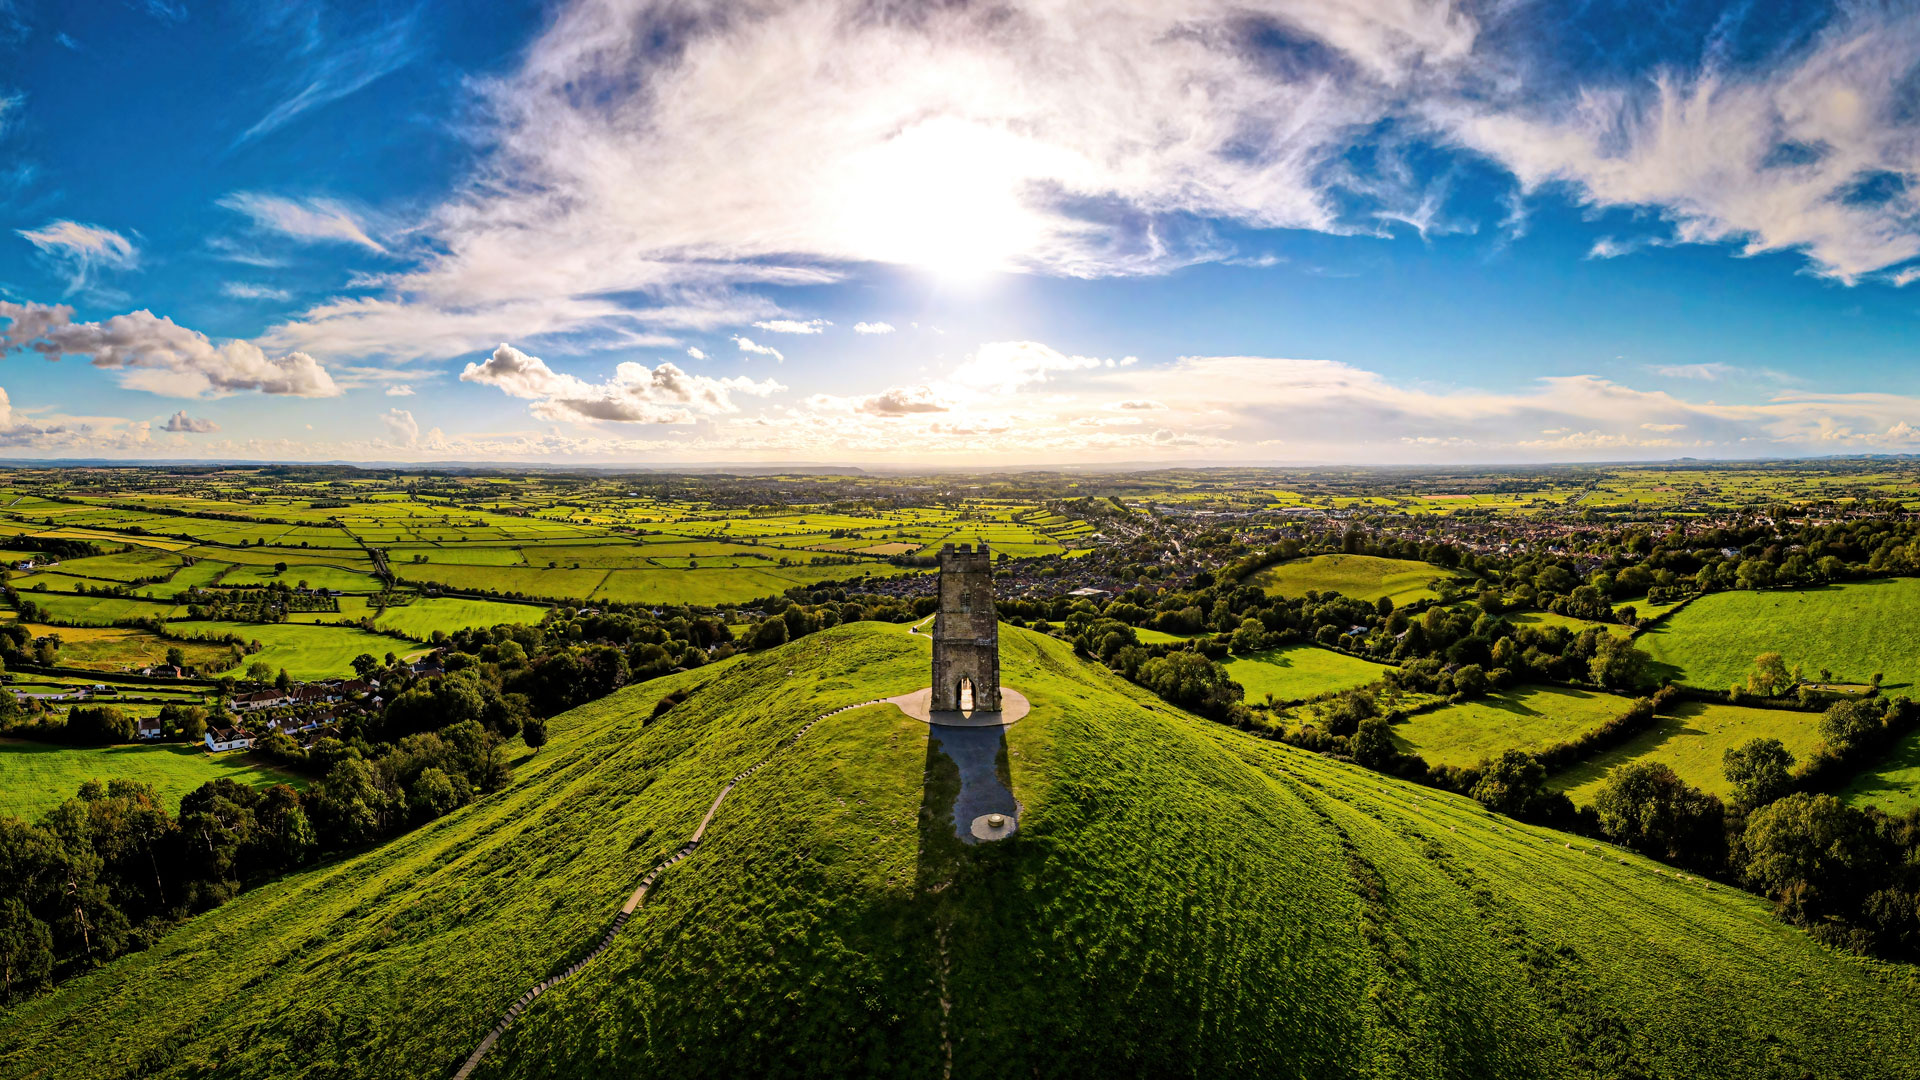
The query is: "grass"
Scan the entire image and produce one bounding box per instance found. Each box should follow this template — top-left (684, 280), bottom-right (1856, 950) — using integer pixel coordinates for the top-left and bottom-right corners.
top-left (1640, 580), bottom-right (1920, 693)
top-left (1838, 727), bottom-right (1920, 816)
top-left (1550, 700), bottom-right (1828, 805)
top-left (1253, 553), bottom-right (1445, 606)
top-left (25, 625), bottom-right (233, 673)
top-left (1223, 644), bottom-right (1389, 702)
top-left (167, 621), bottom-right (421, 680)
top-left (5, 623), bottom-right (1919, 1078)
top-left (1505, 610), bottom-right (1631, 638)
top-left (374, 597), bottom-right (550, 640)
top-left (0, 738), bottom-right (305, 821)
top-left (1392, 685), bottom-right (1633, 769)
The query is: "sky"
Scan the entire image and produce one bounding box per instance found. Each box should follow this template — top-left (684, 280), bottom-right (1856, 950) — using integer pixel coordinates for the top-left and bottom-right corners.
top-left (0, 0), bottom-right (1918, 467)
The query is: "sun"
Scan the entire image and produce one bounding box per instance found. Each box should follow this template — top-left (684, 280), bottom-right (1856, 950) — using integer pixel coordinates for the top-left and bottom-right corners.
top-left (838, 118), bottom-right (1060, 281)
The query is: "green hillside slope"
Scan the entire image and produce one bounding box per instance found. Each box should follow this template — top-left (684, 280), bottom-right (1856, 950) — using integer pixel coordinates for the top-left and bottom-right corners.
top-left (3, 623), bottom-right (1918, 1079)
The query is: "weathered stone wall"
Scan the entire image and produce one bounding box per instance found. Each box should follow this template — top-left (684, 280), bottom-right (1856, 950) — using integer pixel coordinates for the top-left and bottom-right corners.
top-left (932, 543), bottom-right (1001, 710)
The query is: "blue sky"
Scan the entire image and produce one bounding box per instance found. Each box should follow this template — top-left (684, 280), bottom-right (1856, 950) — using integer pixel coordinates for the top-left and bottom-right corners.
top-left (1, 0), bottom-right (1918, 464)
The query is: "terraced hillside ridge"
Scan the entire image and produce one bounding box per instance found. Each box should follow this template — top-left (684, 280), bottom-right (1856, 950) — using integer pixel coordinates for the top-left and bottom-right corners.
top-left (3, 624), bottom-right (1918, 1079)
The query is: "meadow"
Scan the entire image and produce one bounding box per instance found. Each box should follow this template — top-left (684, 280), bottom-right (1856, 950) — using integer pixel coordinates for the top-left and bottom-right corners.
top-left (1640, 579), bottom-right (1920, 692)
top-left (1391, 684), bottom-right (1631, 768)
top-left (1504, 610), bottom-right (1631, 638)
top-left (1550, 701), bottom-right (1828, 805)
top-left (1222, 644), bottom-right (1389, 703)
top-left (372, 597), bottom-right (551, 640)
top-left (1253, 553), bottom-right (1445, 606)
top-left (168, 621), bottom-right (425, 680)
top-left (4, 624), bottom-right (1917, 1079)
top-left (0, 738), bottom-right (305, 820)
top-left (1839, 729), bottom-right (1920, 816)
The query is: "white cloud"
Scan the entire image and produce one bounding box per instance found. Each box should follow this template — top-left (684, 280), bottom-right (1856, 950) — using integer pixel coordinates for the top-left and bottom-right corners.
top-left (220, 192), bottom-right (386, 253)
top-left (752, 319), bottom-right (829, 334)
top-left (0, 301), bottom-right (340, 398)
top-left (1649, 363), bottom-right (1737, 381)
top-left (1435, 8), bottom-right (1920, 282)
top-left (17, 220), bottom-right (138, 293)
top-left (853, 321), bottom-right (895, 335)
top-left (385, 384), bottom-right (415, 397)
top-left (382, 407), bottom-right (420, 446)
top-left (460, 342), bottom-right (785, 424)
top-left (686, 346), bottom-right (707, 360)
top-left (732, 335), bottom-right (784, 362)
top-left (948, 340), bottom-right (1108, 396)
top-left (239, 14), bottom-right (417, 144)
top-left (163, 410), bottom-right (219, 433)
top-left (222, 282), bottom-right (292, 301)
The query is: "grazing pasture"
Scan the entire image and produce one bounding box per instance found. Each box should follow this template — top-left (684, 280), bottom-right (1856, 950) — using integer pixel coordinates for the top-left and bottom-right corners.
top-left (1838, 729), bottom-right (1920, 816)
top-left (1253, 554), bottom-right (1446, 606)
top-left (170, 621), bottom-right (423, 680)
top-left (0, 738), bottom-right (305, 821)
top-left (374, 597), bottom-right (550, 639)
top-left (1639, 579), bottom-right (1920, 692)
top-left (1550, 701), bottom-right (1827, 805)
top-left (1392, 685), bottom-right (1632, 768)
top-left (1223, 644), bottom-right (1389, 702)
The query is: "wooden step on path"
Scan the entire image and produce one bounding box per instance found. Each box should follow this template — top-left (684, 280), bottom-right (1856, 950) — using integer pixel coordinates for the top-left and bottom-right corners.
top-left (450, 697), bottom-right (888, 1079)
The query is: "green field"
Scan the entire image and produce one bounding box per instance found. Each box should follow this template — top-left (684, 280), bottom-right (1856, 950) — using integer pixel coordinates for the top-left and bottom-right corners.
top-left (169, 621), bottom-right (422, 680)
top-left (1223, 644), bottom-right (1389, 703)
top-left (1506, 610), bottom-right (1631, 638)
top-left (374, 597), bottom-right (551, 640)
top-left (1838, 727), bottom-right (1920, 815)
top-left (1393, 685), bottom-right (1632, 768)
top-left (5, 623), bottom-right (1919, 1078)
top-left (1640, 580), bottom-right (1920, 692)
top-left (0, 738), bottom-right (304, 821)
top-left (1550, 701), bottom-right (1827, 805)
top-left (1253, 554), bottom-right (1445, 606)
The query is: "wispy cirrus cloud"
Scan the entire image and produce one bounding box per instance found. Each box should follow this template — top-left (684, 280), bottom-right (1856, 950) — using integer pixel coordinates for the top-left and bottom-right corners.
top-left (237, 12), bottom-right (417, 144)
top-left (221, 281), bottom-right (292, 301)
top-left (17, 220), bottom-right (138, 294)
top-left (219, 192), bottom-right (386, 253)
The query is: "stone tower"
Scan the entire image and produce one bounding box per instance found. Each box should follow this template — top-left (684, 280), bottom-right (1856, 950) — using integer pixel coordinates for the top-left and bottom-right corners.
top-left (931, 542), bottom-right (1001, 711)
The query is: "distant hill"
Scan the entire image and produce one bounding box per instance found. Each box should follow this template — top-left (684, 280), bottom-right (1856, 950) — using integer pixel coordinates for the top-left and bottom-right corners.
top-left (4, 624), bottom-right (1918, 1079)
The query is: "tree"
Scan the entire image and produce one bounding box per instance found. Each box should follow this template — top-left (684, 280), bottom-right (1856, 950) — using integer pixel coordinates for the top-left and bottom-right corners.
top-left (1740, 793), bottom-right (1888, 922)
top-left (163, 647), bottom-right (186, 671)
top-left (245, 659), bottom-right (273, 684)
top-left (521, 717), bottom-right (548, 754)
top-left (1746, 651), bottom-right (1791, 698)
top-left (351, 653), bottom-right (379, 679)
top-left (1471, 750), bottom-right (1546, 817)
top-left (408, 768), bottom-right (462, 822)
top-left (1451, 664), bottom-right (1488, 697)
top-left (0, 898), bottom-right (54, 1003)
top-left (64, 707), bottom-right (133, 745)
top-left (1722, 737), bottom-right (1795, 810)
top-left (274, 668), bottom-right (292, 692)
top-left (1592, 761), bottom-right (1725, 871)
top-left (1588, 635), bottom-right (1651, 691)
top-left (748, 617), bottom-right (789, 650)
top-left (1819, 699), bottom-right (1885, 755)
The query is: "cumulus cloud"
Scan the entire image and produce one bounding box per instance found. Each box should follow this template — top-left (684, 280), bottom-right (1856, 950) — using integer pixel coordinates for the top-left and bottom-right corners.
top-left (384, 384), bottom-right (415, 397)
top-left (222, 282), bottom-right (292, 301)
top-left (219, 192), bottom-right (387, 253)
top-left (460, 342), bottom-right (785, 424)
top-left (948, 340), bottom-right (1124, 396)
top-left (163, 410), bottom-right (219, 433)
top-left (686, 346), bottom-right (706, 360)
top-left (853, 322), bottom-right (895, 335)
top-left (752, 319), bottom-right (829, 334)
top-left (0, 301), bottom-right (341, 398)
top-left (17, 220), bottom-right (138, 293)
top-left (732, 335), bottom-right (784, 362)
top-left (382, 407), bottom-right (419, 446)
top-left (809, 384), bottom-right (951, 417)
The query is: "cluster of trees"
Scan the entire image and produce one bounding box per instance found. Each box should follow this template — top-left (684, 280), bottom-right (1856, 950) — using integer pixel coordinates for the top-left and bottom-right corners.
top-left (0, 716), bottom-right (510, 1003)
top-left (179, 582), bottom-right (337, 622)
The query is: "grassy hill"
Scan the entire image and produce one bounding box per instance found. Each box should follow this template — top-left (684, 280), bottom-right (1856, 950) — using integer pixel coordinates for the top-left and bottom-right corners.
top-left (4, 623), bottom-right (1919, 1078)
top-left (0, 739), bottom-right (305, 820)
top-left (1253, 553), bottom-right (1447, 606)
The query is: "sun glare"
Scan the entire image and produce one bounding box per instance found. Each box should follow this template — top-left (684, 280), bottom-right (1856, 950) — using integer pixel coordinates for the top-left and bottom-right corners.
top-left (840, 118), bottom-right (1060, 282)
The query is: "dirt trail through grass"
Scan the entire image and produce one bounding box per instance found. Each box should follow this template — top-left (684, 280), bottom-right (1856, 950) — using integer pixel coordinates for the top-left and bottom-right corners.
top-left (450, 694), bottom-right (890, 1080)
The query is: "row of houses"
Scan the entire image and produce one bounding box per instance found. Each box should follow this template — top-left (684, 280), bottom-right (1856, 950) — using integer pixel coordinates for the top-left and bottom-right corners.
top-left (230, 678), bottom-right (376, 711)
